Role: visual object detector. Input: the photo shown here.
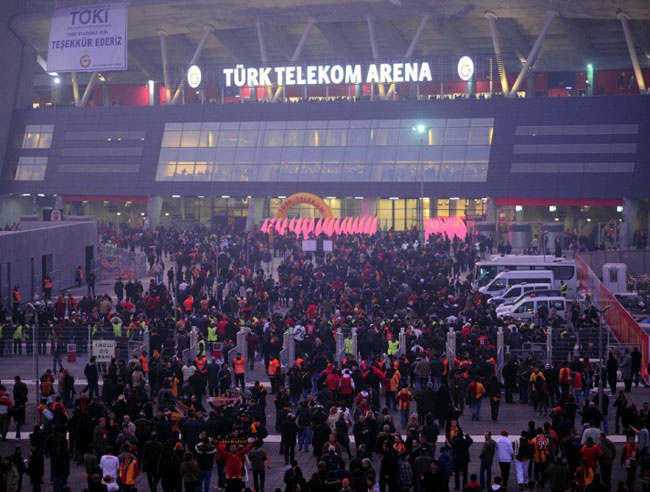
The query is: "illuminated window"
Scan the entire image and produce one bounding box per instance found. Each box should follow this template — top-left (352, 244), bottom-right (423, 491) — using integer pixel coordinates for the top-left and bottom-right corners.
top-left (13, 156), bottom-right (47, 180)
top-left (21, 125), bottom-right (54, 149)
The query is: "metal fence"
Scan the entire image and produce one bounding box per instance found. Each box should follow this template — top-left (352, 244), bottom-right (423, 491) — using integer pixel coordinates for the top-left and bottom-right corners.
top-left (579, 249), bottom-right (650, 277)
top-left (99, 245), bottom-right (147, 281)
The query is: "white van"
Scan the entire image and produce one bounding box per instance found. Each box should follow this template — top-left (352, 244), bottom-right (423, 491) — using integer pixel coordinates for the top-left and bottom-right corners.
top-left (496, 295), bottom-right (567, 320)
top-left (479, 270), bottom-right (555, 298)
top-left (486, 283), bottom-right (553, 306)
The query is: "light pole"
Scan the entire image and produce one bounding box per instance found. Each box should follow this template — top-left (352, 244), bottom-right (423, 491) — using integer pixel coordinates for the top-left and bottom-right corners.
top-left (412, 124), bottom-right (429, 245)
top-left (598, 305), bottom-right (611, 420)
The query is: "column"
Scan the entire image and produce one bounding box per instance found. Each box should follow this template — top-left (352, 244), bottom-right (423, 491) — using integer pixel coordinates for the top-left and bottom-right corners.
top-left (245, 196), bottom-right (266, 231)
top-left (102, 84), bottom-right (111, 106)
top-left (146, 196), bottom-right (163, 229)
top-left (622, 198), bottom-right (639, 248)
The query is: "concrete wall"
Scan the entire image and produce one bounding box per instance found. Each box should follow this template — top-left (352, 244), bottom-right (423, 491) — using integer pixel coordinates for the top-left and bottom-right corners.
top-left (0, 221), bottom-right (98, 306)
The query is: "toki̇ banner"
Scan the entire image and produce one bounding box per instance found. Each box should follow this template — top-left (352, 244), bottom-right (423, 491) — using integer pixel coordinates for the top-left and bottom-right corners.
top-left (47, 2), bottom-right (128, 73)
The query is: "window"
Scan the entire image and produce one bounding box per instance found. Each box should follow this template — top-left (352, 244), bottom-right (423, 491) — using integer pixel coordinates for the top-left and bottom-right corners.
top-left (488, 279), bottom-right (505, 291)
top-left (552, 300), bottom-right (565, 311)
top-left (551, 266), bottom-right (575, 280)
top-left (21, 125), bottom-right (54, 149)
top-left (515, 301), bottom-right (534, 313)
top-left (13, 157), bottom-right (47, 180)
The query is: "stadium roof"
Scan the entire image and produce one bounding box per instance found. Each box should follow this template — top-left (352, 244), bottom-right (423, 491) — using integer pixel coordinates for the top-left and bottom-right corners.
top-left (10, 0), bottom-right (650, 86)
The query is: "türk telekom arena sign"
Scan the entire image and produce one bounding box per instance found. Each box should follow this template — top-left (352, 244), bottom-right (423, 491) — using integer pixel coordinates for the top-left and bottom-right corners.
top-left (222, 62), bottom-right (442, 87)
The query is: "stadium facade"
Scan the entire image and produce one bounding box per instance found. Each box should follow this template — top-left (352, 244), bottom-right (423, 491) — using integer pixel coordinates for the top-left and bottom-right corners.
top-left (1, 1), bottom-right (649, 241)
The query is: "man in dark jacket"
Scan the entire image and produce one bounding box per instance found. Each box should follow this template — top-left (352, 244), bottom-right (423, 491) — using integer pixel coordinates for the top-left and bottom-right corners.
top-left (451, 431), bottom-right (473, 490)
top-left (83, 356), bottom-right (99, 400)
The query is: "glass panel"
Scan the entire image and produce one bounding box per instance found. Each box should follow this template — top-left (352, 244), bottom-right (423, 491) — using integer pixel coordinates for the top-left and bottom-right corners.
top-left (349, 120), bottom-right (371, 128)
top-left (468, 126), bottom-right (491, 145)
top-left (347, 128), bottom-right (370, 146)
top-left (165, 123), bottom-right (183, 130)
top-left (422, 146), bottom-right (442, 163)
top-left (395, 146), bottom-right (419, 165)
top-left (31, 165), bottom-right (47, 180)
top-left (215, 148), bottom-right (236, 164)
top-left (234, 148), bottom-right (255, 165)
top-left (370, 165), bottom-right (394, 182)
top-left (177, 148), bottom-right (197, 163)
top-left (257, 165), bottom-right (279, 181)
top-left (423, 163), bottom-right (439, 181)
top-left (281, 147), bottom-right (303, 164)
top-left (369, 146), bottom-right (396, 165)
top-left (38, 133), bottom-right (53, 148)
top-left (442, 146), bottom-right (467, 163)
top-left (322, 147), bottom-right (345, 164)
top-left (266, 121), bottom-right (286, 129)
top-left (378, 120), bottom-right (401, 128)
top-left (41, 125), bottom-right (54, 133)
top-left (218, 130), bottom-right (239, 147)
top-left (284, 129), bottom-right (305, 146)
top-left (277, 164), bottom-right (301, 180)
top-left (393, 164), bottom-right (418, 182)
top-left (398, 128), bottom-right (421, 146)
top-left (328, 120), bottom-right (349, 128)
top-left (159, 148), bottom-right (179, 165)
top-left (307, 120), bottom-right (328, 129)
top-left (429, 127), bottom-right (445, 145)
top-left (465, 146), bottom-right (490, 163)
top-left (195, 148), bottom-right (215, 164)
top-left (230, 165), bottom-right (253, 181)
top-left (174, 162), bottom-right (195, 179)
top-left (199, 130), bottom-right (219, 147)
top-left (447, 118), bottom-right (470, 127)
top-left (193, 163), bottom-right (211, 181)
top-left (463, 163), bottom-right (488, 182)
top-left (240, 122), bottom-right (258, 130)
top-left (263, 129), bottom-right (284, 147)
top-left (304, 129), bottom-right (323, 146)
top-left (286, 121), bottom-right (307, 129)
top-left (325, 128), bottom-right (347, 146)
top-left (22, 132), bottom-right (39, 149)
top-left (470, 118), bottom-right (494, 127)
top-left (299, 164), bottom-right (321, 181)
top-left (15, 165), bottom-right (33, 180)
top-left (341, 164), bottom-right (365, 181)
top-left (201, 122), bottom-right (220, 130)
top-left (301, 147), bottom-right (323, 165)
top-left (343, 147), bottom-right (366, 165)
top-left (180, 130), bottom-right (200, 147)
top-left (375, 128), bottom-right (398, 146)
top-left (161, 131), bottom-right (181, 147)
top-left (183, 122), bottom-right (201, 130)
top-left (439, 164), bottom-right (465, 181)
top-left (237, 130), bottom-right (258, 147)
top-left (319, 164), bottom-right (342, 181)
top-left (211, 164), bottom-right (233, 181)
top-left (444, 127), bottom-right (469, 144)
top-left (156, 164), bottom-right (176, 181)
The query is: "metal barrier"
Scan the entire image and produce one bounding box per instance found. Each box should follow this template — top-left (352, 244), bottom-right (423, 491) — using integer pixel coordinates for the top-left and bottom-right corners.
top-left (99, 245), bottom-right (147, 281)
top-left (279, 330), bottom-right (295, 369)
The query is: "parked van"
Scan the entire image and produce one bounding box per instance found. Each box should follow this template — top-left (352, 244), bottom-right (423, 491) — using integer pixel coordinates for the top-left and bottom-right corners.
top-left (501, 289), bottom-right (563, 307)
top-left (479, 270), bottom-right (555, 298)
top-left (486, 283), bottom-right (553, 306)
top-left (496, 295), bottom-right (567, 320)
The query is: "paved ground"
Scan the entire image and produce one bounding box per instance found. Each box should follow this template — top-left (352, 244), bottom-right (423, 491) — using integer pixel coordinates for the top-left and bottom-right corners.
top-left (1, 255), bottom-right (645, 490)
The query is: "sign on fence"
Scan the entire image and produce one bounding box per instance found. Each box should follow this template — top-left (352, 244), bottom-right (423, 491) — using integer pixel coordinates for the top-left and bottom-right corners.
top-left (92, 340), bottom-right (115, 362)
top-left (47, 2), bottom-right (128, 73)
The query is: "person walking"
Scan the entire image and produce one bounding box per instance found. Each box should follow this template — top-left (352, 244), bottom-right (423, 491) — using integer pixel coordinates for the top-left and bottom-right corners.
top-left (620, 349), bottom-right (632, 393)
top-left (467, 377), bottom-right (485, 421)
top-left (451, 430), bottom-right (473, 490)
top-left (180, 452), bottom-right (199, 492)
top-left (514, 430), bottom-right (531, 488)
top-left (248, 441), bottom-right (271, 492)
top-left (496, 430), bottom-right (514, 488)
top-left (27, 443), bottom-right (44, 492)
top-left (479, 431), bottom-right (496, 489)
top-left (597, 433), bottom-right (616, 489)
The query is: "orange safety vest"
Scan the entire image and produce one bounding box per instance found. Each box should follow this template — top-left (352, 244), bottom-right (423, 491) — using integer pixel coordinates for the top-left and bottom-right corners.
top-left (140, 356), bottom-right (148, 373)
top-left (268, 359), bottom-right (280, 376)
top-left (295, 357), bottom-right (304, 367)
top-left (196, 356), bottom-right (207, 372)
top-left (233, 357), bottom-right (245, 375)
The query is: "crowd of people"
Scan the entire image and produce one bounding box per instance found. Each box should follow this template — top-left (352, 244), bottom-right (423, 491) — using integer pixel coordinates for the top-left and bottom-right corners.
top-left (0, 224), bottom-right (647, 492)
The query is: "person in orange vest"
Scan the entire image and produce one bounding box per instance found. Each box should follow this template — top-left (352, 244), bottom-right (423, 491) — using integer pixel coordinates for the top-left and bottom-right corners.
top-left (232, 352), bottom-right (246, 390)
top-left (396, 386), bottom-right (413, 429)
top-left (195, 353), bottom-right (208, 375)
top-left (559, 364), bottom-right (572, 395)
top-left (75, 266), bottom-right (83, 287)
top-left (267, 356), bottom-right (281, 394)
top-left (118, 447), bottom-right (139, 489)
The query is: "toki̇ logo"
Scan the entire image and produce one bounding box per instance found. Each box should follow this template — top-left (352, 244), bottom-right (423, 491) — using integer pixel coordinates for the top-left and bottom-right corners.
top-left (70, 8), bottom-right (109, 25)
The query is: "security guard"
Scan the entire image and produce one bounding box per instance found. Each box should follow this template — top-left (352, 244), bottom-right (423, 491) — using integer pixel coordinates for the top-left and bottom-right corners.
top-left (344, 337), bottom-right (354, 356)
top-left (387, 338), bottom-right (399, 357)
top-left (12, 324), bottom-right (23, 355)
top-left (207, 324), bottom-right (218, 351)
top-left (268, 356), bottom-right (281, 394)
top-left (197, 338), bottom-right (206, 357)
top-left (112, 316), bottom-right (123, 338)
top-left (560, 280), bottom-right (568, 297)
top-left (232, 352), bottom-right (246, 390)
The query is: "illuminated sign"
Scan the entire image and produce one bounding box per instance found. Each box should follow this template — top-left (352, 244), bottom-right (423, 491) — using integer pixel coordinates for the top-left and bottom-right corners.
top-left (457, 56), bottom-right (474, 81)
top-left (222, 62), bottom-right (433, 87)
top-left (187, 65), bottom-right (202, 88)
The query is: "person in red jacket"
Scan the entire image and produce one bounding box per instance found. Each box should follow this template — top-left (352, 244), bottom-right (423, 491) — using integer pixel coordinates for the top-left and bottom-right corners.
top-left (0, 390), bottom-right (13, 441)
top-left (325, 369), bottom-right (341, 399)
top-left (217, 438), bottom-right (255, 492)
top-left (579, 437), bottom-right (603, 470)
